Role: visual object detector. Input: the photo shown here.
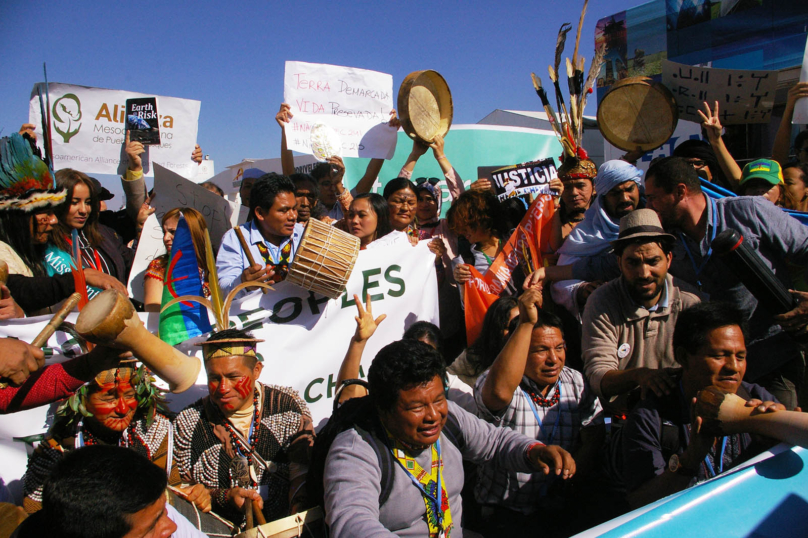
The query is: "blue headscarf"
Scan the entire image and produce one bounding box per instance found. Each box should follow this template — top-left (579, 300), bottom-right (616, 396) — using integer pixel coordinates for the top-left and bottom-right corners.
top-left (558, 160), bottom-right (644, 257)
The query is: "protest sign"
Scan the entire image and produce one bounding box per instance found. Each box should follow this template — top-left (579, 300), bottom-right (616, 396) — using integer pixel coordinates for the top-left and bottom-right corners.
top-left (283, 61), bottom-right (397, 159)
top-left (478, 158), bottom-right (558, 203)
top-left (28, 82), bottom-right (201, 178)
top-left (126, 164), bottom-right (248, 301)
top-left (661, 60), bottom-right (778, 124)
top-left (793, 35), bottom-right (808, 125)
top-left (208, 155), bottom-right (319, 197)
top-left (0, 242), bottom-right (438, 484)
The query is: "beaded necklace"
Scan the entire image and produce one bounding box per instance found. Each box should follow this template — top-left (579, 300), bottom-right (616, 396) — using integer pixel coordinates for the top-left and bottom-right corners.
top-left (81, 420), bottom-right (152, 460)
top-left (525, 383), bottom-right (560, 408)
top-left (221, 388), bottom-right (260, 488)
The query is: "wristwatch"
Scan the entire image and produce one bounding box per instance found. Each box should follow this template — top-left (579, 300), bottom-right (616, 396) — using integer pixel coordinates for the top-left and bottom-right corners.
top-left (668, 453), bottom-right (699, 476)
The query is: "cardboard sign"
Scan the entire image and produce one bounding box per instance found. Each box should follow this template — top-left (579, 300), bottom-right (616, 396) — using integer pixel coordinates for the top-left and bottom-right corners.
top-left (479, 158), bottom-right (558, 202)
top-left (126, 164), bottom-right (248, 301)
top-left (662, 60), bottom-right (778, 124)
top-left (283, 61), bottom-right (397, 159)
top-left (29, 82), bottom-right (201, 178)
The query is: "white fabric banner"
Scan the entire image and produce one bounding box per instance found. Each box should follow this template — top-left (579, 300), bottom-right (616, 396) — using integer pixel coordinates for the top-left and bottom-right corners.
top-left (28, 82), bottom-right (201, 178)
top-left (0, 242), bottom-right (438, 487)
top-left (283, 61), bottom-right (397, 159)
top-left (126, 164), bottom-right (248, 302)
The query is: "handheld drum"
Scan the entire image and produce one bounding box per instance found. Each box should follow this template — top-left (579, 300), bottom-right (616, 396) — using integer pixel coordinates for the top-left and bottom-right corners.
top-left (597, 76), bottom-right (678, 152)
top-left (398, 70), bottom-right (453, 144)
top-left (695, 386), bottom-right (808, 448)
top-left (286, 219), bottom-right (360, 300)
top-left (75, 290), bottom-right (201, 393)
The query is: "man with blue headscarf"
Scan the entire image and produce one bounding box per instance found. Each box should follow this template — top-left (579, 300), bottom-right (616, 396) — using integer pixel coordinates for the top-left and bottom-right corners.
top-left (545, 160), bottom-right (644, 318)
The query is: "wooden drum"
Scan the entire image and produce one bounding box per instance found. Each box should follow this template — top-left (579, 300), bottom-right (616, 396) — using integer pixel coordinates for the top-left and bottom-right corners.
top-left (597, 76), bottom-right (678, 152)
top-left (75, 290), bottom-right (201, 393)
top-left (287, 219), bottom-right (360, 300)
top-left (398, 70), bottom-right (453, 144)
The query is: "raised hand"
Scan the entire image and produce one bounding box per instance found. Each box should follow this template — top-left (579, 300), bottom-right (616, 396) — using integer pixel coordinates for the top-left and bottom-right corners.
top-left (125, 131), bottom-right (145, 172)
top-left (353, 294), bottom-right (386, 343)
top-left (697, 101), bottom-right (723, 143)
top-left (276, 102), bottom-right (294, 128)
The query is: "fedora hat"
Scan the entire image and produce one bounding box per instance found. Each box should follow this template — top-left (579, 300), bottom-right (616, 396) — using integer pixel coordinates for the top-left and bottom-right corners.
top-left (611, 208), bottom-right (675, 246)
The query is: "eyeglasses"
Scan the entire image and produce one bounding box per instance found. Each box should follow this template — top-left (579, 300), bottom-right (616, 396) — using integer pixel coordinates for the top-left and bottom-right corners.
top-left (685, 159), bottom-right (707, 169)
top-left (415, 177), bottom-right (440, 186)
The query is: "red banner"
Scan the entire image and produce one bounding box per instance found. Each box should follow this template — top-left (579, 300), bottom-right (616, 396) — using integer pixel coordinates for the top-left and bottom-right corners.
top-left (463, 195), bottom-right (555, 345)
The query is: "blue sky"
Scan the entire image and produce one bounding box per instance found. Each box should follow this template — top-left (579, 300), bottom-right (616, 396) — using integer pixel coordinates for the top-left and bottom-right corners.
top-left (1, 0), bottom-right (633, 199)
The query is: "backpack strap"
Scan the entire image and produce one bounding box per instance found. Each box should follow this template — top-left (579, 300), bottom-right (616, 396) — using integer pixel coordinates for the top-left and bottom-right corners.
top-left (442, 409), bottom-right (466, 452)
top-left (333, 379), bottom-right (369, 413)
top-left (355, 425), bottom-right (396, 507)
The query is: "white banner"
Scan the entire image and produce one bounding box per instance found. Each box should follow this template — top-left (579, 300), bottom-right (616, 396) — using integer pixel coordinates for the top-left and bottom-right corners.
top-left (0, 242), bottom-right (438, 486)
top-left (28, 82), bottom-right (201, 178)
top-left (283, 61), bottom-right (397, 159)
top-left (127, 164), bottom-right (249, 301)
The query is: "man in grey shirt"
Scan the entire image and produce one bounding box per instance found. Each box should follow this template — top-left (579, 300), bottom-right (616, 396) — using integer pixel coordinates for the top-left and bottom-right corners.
top-left (323, 339), bottom-right (574, 538)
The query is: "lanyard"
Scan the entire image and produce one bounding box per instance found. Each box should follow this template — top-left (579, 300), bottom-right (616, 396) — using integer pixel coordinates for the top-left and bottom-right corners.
top-left (679, 196), bottom-right (717, 289)
top-left (65, 233), bottom-right (104, 272)
top-left (520, 384), bottom-right (562, 445)
top-left (703, 436), bottom-right (728, 478)
top-left (392, 439), bottom-right (446, 533)
top-left (232, 416), bottom-right (256, 458)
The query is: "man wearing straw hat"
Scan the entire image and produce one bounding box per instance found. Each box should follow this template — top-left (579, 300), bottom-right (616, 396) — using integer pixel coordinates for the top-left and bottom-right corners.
top-left (581, 209), bottom-right (700, 410)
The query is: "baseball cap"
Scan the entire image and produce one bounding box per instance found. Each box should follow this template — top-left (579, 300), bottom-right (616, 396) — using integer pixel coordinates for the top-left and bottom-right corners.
top-left (740, 159), bottom-right (783, 188)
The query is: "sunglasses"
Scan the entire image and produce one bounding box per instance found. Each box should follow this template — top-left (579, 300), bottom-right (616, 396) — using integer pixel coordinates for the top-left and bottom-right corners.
top-left (415, 177), bottom-right (441, 186)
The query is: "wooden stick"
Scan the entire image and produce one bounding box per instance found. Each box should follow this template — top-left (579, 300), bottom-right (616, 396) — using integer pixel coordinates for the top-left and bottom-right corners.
top-left (253, 499), bottom-right (267, 525)
top-left (234, 226), bottom-right (268, 295)
top-left (32, 293), bottom-right (82, 348)
top-left (0, 260), bottom-right (8, 287)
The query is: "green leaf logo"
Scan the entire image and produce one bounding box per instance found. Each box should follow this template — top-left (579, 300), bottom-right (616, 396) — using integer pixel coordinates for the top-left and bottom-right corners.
top-left (52, 93), bottom-right (83, 143)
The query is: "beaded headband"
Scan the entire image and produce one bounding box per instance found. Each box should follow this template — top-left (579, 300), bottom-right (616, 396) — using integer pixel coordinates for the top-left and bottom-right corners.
top-left (201, 338), bottom-right (264, 362)
top-left (93, 365), bottom-right (136, 387)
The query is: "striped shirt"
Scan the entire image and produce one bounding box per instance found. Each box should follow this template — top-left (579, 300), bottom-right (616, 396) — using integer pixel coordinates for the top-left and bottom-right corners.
top-left (474, 367), bottom-right (602, 513)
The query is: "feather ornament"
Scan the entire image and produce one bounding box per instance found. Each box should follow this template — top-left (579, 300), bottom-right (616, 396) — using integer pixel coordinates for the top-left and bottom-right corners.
top-left (162, 231), bottom-right (274, 333)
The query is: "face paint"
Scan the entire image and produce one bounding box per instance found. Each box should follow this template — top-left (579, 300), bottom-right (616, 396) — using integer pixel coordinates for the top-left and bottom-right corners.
top-left (233, 376), bottom-right (252, 399)
top-left (86, 380), bottom-right (137, 433)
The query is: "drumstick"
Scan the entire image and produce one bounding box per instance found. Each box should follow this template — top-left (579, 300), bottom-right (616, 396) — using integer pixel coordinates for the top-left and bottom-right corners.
top-left (32, 293), bottom-right (82, 348)
top-left (253, 500), bottom-right (267, 525)
top-left (0, 260), bottom-right (8, 288)
top-left (234, 226), bottom-right (268, 295)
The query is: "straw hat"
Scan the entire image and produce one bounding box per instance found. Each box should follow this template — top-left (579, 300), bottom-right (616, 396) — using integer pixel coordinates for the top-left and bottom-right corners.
top-left (611, 208), bottom-right (675, 246)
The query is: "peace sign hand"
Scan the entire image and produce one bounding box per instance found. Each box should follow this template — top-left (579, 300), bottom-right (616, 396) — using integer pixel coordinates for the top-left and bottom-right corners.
top-left (697, 101), bottom-right (723, 143)
top-left (353, 294), bottom-right (387, 343)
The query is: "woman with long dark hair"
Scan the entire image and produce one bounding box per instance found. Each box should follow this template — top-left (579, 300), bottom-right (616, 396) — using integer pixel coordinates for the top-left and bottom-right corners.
top-left (448, 295), bottom-right (520, 388)
top-left (347, 193), bottom-right (392, 249)
top-left (45, 169), bottom-right (134, 297)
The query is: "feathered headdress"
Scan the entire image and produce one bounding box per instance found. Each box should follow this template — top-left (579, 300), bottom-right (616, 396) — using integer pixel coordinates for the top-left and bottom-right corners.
top-left (530, 0), bottom-right (606, 180)
top-left (161, 228), bottom-right (271, 361)
top-left (0, 133), bottom-right (65, 211)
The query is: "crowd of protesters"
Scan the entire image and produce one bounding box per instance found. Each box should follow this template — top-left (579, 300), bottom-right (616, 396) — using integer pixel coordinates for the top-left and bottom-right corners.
top-left (0, 82), bottom-right (808, 538)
